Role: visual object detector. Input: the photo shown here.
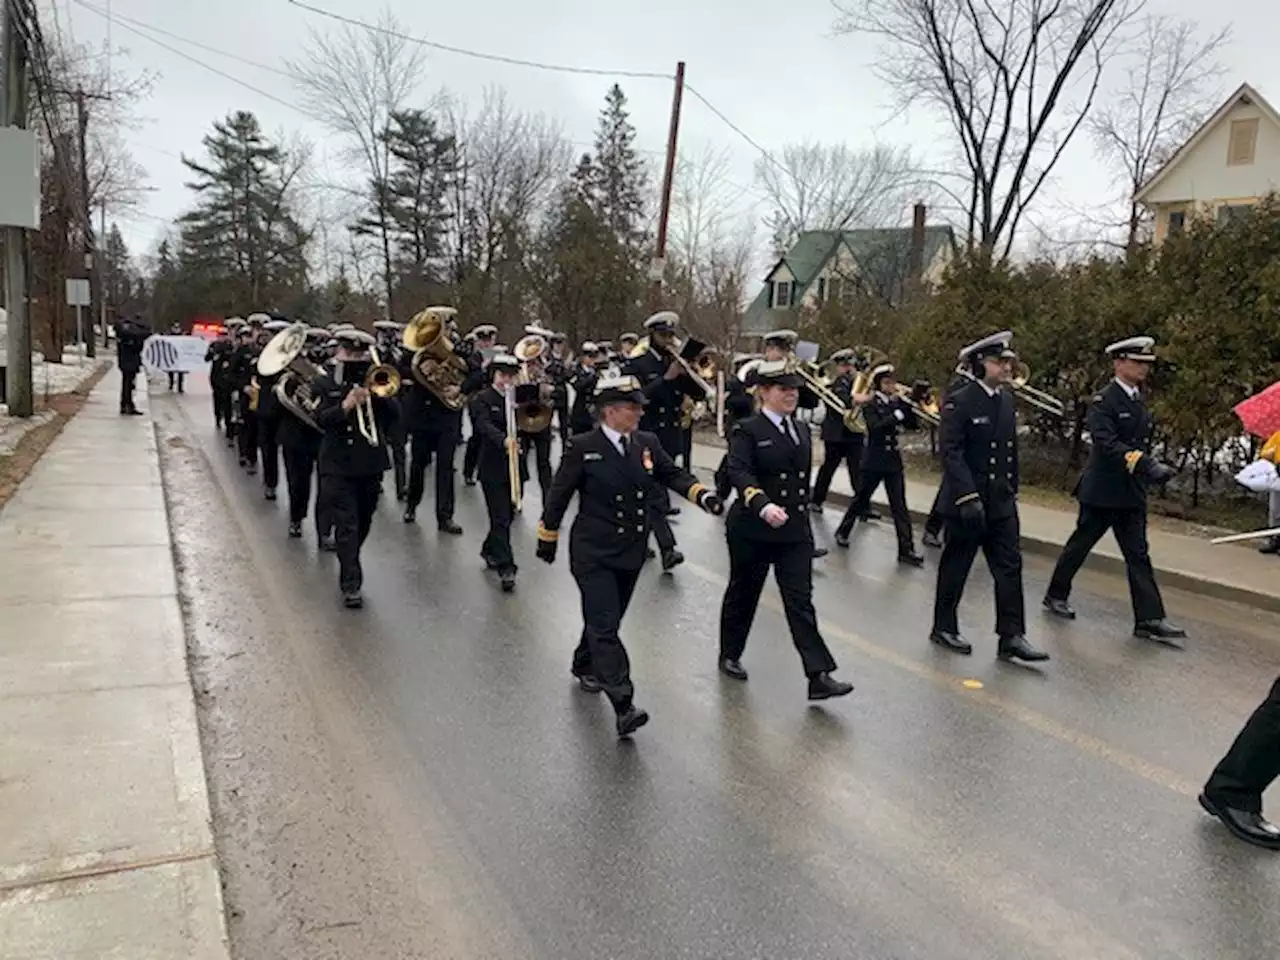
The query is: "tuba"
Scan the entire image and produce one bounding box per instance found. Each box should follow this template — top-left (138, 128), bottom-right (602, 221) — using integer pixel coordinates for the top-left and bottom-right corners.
top-left (404, 306), bottom-right (468, 411)
top-left (258, 324), bottom-right (324, 431)
top-left (513, 333), bottom-right (555, 434)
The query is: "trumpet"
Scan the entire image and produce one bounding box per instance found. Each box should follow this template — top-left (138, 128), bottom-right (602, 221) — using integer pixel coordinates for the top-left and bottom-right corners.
top-left (356, 346), bottom-right (401, 446)
top-left (1010, 361), bottom-right (1066, 418)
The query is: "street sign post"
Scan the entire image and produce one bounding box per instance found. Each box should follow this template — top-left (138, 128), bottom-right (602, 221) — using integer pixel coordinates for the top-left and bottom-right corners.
top-left (66, 277), bottom-right (90, 364)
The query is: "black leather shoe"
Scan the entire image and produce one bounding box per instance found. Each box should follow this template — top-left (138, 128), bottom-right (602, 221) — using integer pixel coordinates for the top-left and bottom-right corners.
top-left (897, 552), bottom-right (925, 567)
top-left (1199, 793), bottom-right (1280, 850)
top-left (812, 546), bottom-right (829, 559)
top-left (998, 635), bottom-right (1050, 662)
top-left (264, 487), bottom-right (277, 501)
top-left (287, 522), bottom-right (302, 538)
top-left (930, 630), bottom-right (973, 655)
top-left (1042, 596), bottom-right (1076, 619)
top-left (719, 658), bottom-right (748, 681)
top-left (318, 535), bottom-right (337, 552)
top-left (402, 508), bottom-right (416, 524)
top-left (438, 520), bottom-right (463, 536)
top-left (807, 672), bottom-right (854, 700)
top-left (922, 531), bottom-right (944, 548)
top-left (574, 672), bottom-right (603, 694)
top-left (616, 706), bottom-right (650, 738)
top-left (834, 533), bottom-right (850, 548)
top-left (644, 547), bottom-right (657, 560)
top-left (500, 571), bottom-right (516, 593)
top-left (464, 476), bottom-right (477, 487)
top-left (661, 548), bottom-right (684, 572)
top-left (342, 591), bottom-right (363, 609)
top-left (665, 506), bottom-right (681, 517)
top-left (1135, 619), bottom-right (1187, 641)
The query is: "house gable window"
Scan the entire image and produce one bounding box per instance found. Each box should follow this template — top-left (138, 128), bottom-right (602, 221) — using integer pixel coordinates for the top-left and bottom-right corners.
top-left (773, 281), bottom-right (792, 308)
top-left (1217, 204), bottom-right (1253, 225)
top-left (1228, 118), bottom-right (1259, 166)
top-left (1167, 211), bottom-right (1186, 236)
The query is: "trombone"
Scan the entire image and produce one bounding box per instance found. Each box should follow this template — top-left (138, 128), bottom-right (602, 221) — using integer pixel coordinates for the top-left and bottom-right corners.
top-left (893, 383), bottom-right (942, 427)
top-left (785, 357), bottom-right (864, 432)
top-left (633, 333), bottom-right (718, 399)
top-left (355, 346), bottom-right (401, 445)
top-left (1009, 360), bottom-right (1066, 418)
top-left (504, 382), bottom-right (523, 511)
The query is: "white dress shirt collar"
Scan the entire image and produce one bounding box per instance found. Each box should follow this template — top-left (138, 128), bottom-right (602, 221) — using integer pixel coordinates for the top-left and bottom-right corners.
top-left (601, 424), bottom-right (629, 455)
top-left (1114, 377), bottom-right (1140, 400)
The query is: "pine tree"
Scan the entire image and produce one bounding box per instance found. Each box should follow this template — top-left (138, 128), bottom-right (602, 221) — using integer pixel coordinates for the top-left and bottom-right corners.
top-left (586, 84), bottom-right (649, 249)
top-left (176, 111), bottom-right (310, 313)
top-left (383, 109), bottom-right (458, 303)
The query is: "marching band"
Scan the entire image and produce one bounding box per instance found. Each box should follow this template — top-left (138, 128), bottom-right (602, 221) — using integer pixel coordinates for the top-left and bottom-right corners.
top-left (197, 308), bottom-right (1218, 748)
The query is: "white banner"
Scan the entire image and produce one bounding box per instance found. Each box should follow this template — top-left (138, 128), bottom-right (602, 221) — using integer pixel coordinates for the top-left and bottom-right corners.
top-left (142, 335), bottom-right (210, 373)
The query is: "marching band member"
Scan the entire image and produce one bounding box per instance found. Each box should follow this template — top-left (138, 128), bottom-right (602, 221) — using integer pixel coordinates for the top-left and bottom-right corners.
top-left (462, 324), bottom-right (499, 486)
top-left (375, 320), bottom-right (409, 501)
top-left (810, 349), bottom-right (868, 512)
top-left (230, 321), bottom-right (262, 474)
top-left (206, 319), bottom-right (239, 443)
top-left (278, 329), bottom-right (325, 541)
top-left (618, 332), bottom-right (639, 356)
top-left (833, 362), bottom-right (924, 565)
top-left (546, 331), bottom-right (573, 444)
top-left (930, 332), bottom-right (1048, 662)
top-left (537, 375), bottom-right (723, 738)
top-left (468, 354), bottom-right (523, 592)
top-left (569, 342), bottom-right (601, 436)
top-left (1042, 336), bottom-right (1186, 642)
top-left (314, 329), bottom-right (398, 608)
top-left (517, 327), bottom-right (558, 508)
top-left (402, 328), bottom-right (465, 536)
top-left (256, 317), bottom-right (292, 501)
top-left (717, 360), bottom-right (852, 698)
top-left (1200, 675), bottom-right (1280, 849)
top-left (713, 354), bottom-right (758, 500)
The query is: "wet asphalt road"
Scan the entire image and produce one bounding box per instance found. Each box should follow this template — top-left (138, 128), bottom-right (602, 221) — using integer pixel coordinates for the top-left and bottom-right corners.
top-left (157, 380), bottom-right (1280, 960)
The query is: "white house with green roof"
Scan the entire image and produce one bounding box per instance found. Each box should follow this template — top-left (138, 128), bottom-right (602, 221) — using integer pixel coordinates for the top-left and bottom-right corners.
top-left (741, 218), bottom-right (956, 340)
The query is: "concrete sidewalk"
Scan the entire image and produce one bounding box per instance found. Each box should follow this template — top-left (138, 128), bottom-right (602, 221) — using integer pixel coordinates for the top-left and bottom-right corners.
top-left (0, 370), bottom-right (230, 958)
top-left (692, 441), bottom-right (1280, 614)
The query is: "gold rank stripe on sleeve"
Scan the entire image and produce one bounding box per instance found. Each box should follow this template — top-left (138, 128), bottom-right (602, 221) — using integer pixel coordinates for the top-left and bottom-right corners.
top-left (536, 523), bottom-right (559, 543)
top-left (1124, 450), bottom-right (1144, 474)
top-left (955, 492), bottom-right (980, 506)
top-left (743, 486), bottom-right (766, 507)
top-left (685, 482), bottom-right (707, 504)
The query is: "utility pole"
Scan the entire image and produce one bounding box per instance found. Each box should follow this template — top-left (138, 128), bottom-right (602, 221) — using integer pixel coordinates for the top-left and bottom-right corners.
top-left (69, 87), bottom-right (112, 359)
top-left (648, 61), bottom-right (685, 312)
top-left (2, 1), bottom-right (35, 417)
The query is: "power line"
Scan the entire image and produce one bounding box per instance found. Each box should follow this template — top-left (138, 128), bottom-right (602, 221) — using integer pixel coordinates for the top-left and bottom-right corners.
top-left (70, 0), bottom-right (318, 120)
top-left (286, 0), bottom-right (674, 81)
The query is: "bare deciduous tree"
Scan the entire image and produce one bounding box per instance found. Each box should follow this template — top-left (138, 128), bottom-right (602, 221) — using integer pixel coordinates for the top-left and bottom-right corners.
top-left (287, 8), bottom-right (427, 316)
top-left (1088, 15), bottom-right (1229, 249)
top-left (754, 141), bottom-right (921, 253)
top-left (834, 0), bottom-right (1139, 260)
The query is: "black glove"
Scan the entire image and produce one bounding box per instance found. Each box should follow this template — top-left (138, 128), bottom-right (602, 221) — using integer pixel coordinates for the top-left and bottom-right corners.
top-left (535, 538), bottom-right (558, 564)
top-left (698, 490), bottom-right (724, 516)
top-left (1144, 460), bottom-right (1178, 486)
top-left (959, 498), bottom-right (985, 532)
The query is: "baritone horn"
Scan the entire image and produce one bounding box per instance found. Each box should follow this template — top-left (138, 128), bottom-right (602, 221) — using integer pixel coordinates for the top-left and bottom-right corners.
top-left (513, 333), bottom-right (555, 434)
top-left (404, 306), bottom-right (468, 411)
top-left (257, 323), bottom-right (324, 430)
top-left (1010, 360), bottom-right (1066, 418)
top-left (849, 345), bottom-right (889, 396)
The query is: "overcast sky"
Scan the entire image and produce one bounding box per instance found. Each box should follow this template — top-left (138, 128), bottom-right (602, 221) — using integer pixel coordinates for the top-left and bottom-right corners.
top-left (57, 0), bottom-right (1270, 267)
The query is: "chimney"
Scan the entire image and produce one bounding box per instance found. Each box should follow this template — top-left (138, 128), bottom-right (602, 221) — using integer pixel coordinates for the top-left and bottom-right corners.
top-left (908, 202), bottom-right (927, 280)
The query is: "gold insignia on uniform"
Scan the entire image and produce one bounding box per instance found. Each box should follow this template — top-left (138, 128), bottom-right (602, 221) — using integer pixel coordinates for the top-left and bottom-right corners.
top-left (642, 447), bottom-right (653, 472)
top-left (744, 486), bottom-right (765, 505)
top-left (1124, 450), bottom-right (1144, 474)
top-left (536, 523), bottom-right (559, 542)
top-left (686, 482), bottom-right (707, 504)
top-left (955, 492), bottom-right (980, 506)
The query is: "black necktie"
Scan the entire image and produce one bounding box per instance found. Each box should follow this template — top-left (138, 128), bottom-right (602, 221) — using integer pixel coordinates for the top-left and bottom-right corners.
top-left (784, 417), bottom-right (797, 444)
top-left (620, 434), bottom-right (630, 457)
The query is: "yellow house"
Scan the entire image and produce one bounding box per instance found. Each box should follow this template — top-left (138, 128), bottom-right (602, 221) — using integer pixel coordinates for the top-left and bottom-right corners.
top-left (1137, 83), bottom-right (1280, 244)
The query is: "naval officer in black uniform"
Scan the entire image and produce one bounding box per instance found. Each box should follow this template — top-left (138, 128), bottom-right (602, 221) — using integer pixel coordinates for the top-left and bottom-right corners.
top-left (1042, 336), bottom-right (1186, 641)
top-left (1200, 675), bottom-right (1280, 850)
top-left (537, 375), bottom-right (723, 738)
top-left (930, 332), bottom-right (1048, 662)
top-left (717, 360), bottom-right (854, 699)
top-left (468, 353), bottom-right (522, 593)
top-left (461, 323), bottom-right (499, 485)
top-left (314, 329), bottom-right (398, 609)
top-left (810, 349), bottom-right (867, 511)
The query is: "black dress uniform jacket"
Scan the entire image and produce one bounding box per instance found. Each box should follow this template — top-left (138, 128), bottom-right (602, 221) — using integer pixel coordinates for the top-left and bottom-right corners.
top-left (624, 349), bottom-right (701, 453)
top-left (819, 373), bottom-right (863, 444)
top-left (1075, 380), bottom-right (1156, 510)
top-left (569, 366), bottom-right (598, 435)
top-left (313, 374), bottom-right (397, 476)
top-left (542, 427), bottom-right (704, 571)
top-left (860, 393), bottom-right (916, 473)
top-left (936, 381), bottom-right (1020, 521)
top-left (726, 414), bottom-right (815, 544)
top-left (468, 386), bottom-right (513, 480)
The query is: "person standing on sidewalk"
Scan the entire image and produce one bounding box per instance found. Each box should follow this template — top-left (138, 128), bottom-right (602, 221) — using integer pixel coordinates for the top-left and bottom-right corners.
top-left (1199, 674), bottom-right (1280, 850)
top-left (114, 315), bottom-right (150, 415)
top-left (929, 332), bottom-right (1048, 663)
top-left (165, 322), bottom-right (188, 393)
top-left (314, 329), bottom-right (398, 609)
top-left (1041, 336), bottom-right (1187, 643)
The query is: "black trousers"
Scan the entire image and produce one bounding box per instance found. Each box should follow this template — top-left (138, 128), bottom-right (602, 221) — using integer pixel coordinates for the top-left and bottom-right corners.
top-left (211, 384), bottom-right (232, 429)
top-left (571, 561), bottom-right (642, 714)
top-left (812, 437), bottom-right (864, 505)
top-left (678, 426), bottom-right (693, 471)
top-left (118, 368), bottom-right (138, 412)
top-left (719, 534), bottom-right (838, 676)
top-left (520, 429), bottom-right (554, 507)
top-left (480, 475), bottom-right (517, 575)
top-left (407, 424), bottom-right (459, 521)
top-left (389, 415), bottom-right (408, 497)
top-left (837, 468), bottom-right (913, 554)
top-left (319, 473), bottom-right (382, 594)
top-left (258, 415), bottom-right (281, 490)
top-left (463, 431), bottom-right (481, 481)
top-left (648, 489), bottom-right (677, 553)
top-left (1204, 675), bottom-right (1280, 814)
top-left (933, 513), bottom-right (1025, 638)
top-left (282, 443), bottom-right (320, 528)
top-left (714, 453), bottom-right (732, 499)
top-left (556, 404), bottom-right (572, 443)
top-left (238, 408), bottom-right (259, 467)
top-left (1046, 504), bottom-right (1165, 622)
top-left (167, 371), bottom-right (186, 392)
top-left (924, 488), bottom-right (944, 539)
